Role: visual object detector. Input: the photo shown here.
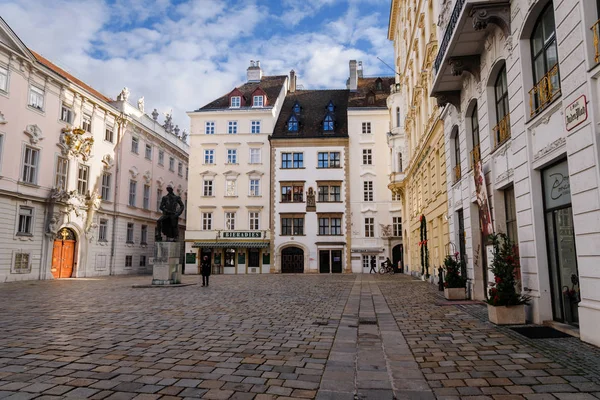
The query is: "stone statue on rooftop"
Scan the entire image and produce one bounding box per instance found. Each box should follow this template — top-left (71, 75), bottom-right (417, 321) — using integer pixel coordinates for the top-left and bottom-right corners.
top-left (137, 96), bottom-right (145, 113)
top-left (118, 87), bottom-right (130, 102)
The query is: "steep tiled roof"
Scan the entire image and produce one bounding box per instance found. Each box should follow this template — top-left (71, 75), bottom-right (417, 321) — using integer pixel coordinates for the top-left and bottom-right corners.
top-left (32, 51), bottom-right (113, 103)
top-left (348, 77), bottom-right (394, 108)
top-left (198, 75), bottom-right (287, 110)
top-left (272, 90), bottom-right (349, 139)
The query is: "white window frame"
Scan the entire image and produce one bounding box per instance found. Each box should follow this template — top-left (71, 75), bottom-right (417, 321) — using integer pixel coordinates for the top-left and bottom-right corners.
top-left (249, 179), bottom-right (260, 197)
top-left (362, 122), bottom-right (372, 134)
top-left (129, 180), bottom-right (137, 207)
top-left (249, 148), bottom-right (261, 164)
top-left (169, 157), bottom-right (175, 171)
top-left (225, 212), bottom-right (236, 230)
top-left (249, 211), bottom-right (260, 230)
top-left (202, 212), bottom-right (213, 230)
top-left (77, 164), bottom-right (89, 195)
top-left (101, 172), bottom-right (111, 201)
top-left (54, 156), bottom-right (69, 191)
top-left (143, 184), bottom-right (150, 209)
top-left (28, 85), bottom-right (44, 111)
top-left (362, 149), bottom-right (372, 165)
top-left (228, 121), bottom-right (238, 134)
top-left (125, 255), bottom-right (133, 267)
top-left (178, 162), bottom-right (183, 176)
top-left (205, 121), bottom-right (215, 134)
top-left (60, 102), bottom-right (74, 124)
top-left (141, 224), bottom-right (148, 244)
top-left (126, 223), bottom-right (134, 243)
top-left (105, 125), bottom-right (114, 143)
top-left (21, 145), bottom-right (39, 184)
top-left (204, 149), bottom-right (215, 164)
top-left (131, 136), bottom-right (139, 154)
top-left (230, 96), bottom-right (241, 108)
top-left (12, 251), bottom-right (32, 274)
top-left (227, 149), bottom-right (237, 164)
top-left (145, 144), bottom-right (152, 160)
top-left (158, 150), bottom-right (165, 165)
top-left (156, 188), bottom-right (163, 211)
top-left (0, 65), bottom-right (8, 93)
top-left (82, 114), bottom-right (92, 133)
top-left (225, 179), bottom-right (237, 197)
top-left (98, 219), bottom-right (108, 242)
top-left (363, 181), bottom-right (374, 202)
top-left (253, 95), bottom-right (264, 107)
top-left (393, 216), bottom-right (402, 237)
top-left (365, 217), bottom-right (375, 238)
top-left (17, 206), bottom-right (34, 236)
top-left (251, 120), bottom-right (261, 134)
top-left (203, 180), bottom-right (214, 197)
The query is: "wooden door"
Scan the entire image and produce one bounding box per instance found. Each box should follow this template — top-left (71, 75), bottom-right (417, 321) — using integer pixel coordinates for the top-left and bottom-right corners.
top-left (51, 240), bottom-right (63, 279)
top-left (319, 250), bottom-right (330, 273)
top-left (51, 239), bottom-right (75, 279)
top-left (282, 247), bottom-right (304, 273)
top-left (248, 249), bottom-right (260, 268)
top-left (331, 250), bottom-right (342, 273)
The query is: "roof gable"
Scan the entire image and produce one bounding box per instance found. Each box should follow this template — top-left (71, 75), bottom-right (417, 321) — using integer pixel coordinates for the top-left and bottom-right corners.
top-left (0, 17), bottom-right (36, 61)
top-left (198, 75), bottom-right (287, 111)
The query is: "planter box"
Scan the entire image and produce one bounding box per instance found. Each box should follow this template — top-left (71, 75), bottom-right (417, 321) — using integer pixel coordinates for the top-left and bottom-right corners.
top-left (487, 304), bottom-right (526, 325)
top-left (444, 287), bottom-right (466, 300)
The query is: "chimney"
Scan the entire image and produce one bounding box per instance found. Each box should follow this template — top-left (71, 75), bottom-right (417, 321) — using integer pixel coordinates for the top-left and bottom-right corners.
top-left (357, 61), bottom-right (363, 78)
top-left (289, 69), bottom-right (296, 93)
top-left (349, 60), bottom-right (358, 91)
top-left (247, 59), bottom-right (262, 82)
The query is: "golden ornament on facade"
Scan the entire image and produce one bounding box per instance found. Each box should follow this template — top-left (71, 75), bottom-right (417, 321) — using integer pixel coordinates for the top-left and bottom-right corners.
top-left (60, 126), bottom-right (95, 161)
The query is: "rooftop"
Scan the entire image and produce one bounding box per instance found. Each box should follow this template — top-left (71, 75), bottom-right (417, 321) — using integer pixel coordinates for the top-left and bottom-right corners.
top-left (348, 77), bottom-right (395, 108)
top-left (197, 75), bottom-right (288, 111)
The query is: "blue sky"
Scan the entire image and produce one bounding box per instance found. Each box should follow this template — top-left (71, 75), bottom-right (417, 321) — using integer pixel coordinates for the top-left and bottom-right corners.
top-left (2, 0), bottom-right (393, 127)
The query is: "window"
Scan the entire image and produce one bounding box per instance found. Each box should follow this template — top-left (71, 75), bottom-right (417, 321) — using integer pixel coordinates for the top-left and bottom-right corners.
top-left (318, 216), bottom-right (342, 235)
top-left (396, 107), bottom-right (401, 127)
top-left (14, 252), bottom-right (31, 273)
top-left (22, 146), bottom-right (39, 184)
top-left (363, 181), bottom-right (373, 202)
top-left (249, 212), bottom-right (260, 230)
top-left (0, 66), bottom-right (7, 92)
top-left (362, 122), bottom-right (371, 134)
top-left (28, 86), bottom-right (44, 110)
top-left (251, 120), bottom-right (261, 134)
top-left (281, 216), bottom-right (304, 236)
top-left (398, 153), bottom-right (403, 172)
top-left (178, 162), bottom-right (183, 176)
top-left (530, 4), bottom-right (559, 115)
top-left (54, 156), bottom-right (68, 190)
top-left (365, 217), bottom-right (375, 237)
top-left (288, 115), bottom-right (298, 132)
top-left (470, 105), bottom-right (480, 167)
top-left (362, 255), bottom-right (370, 270)
top-left (105, 125), bottom-right (114, 142)
top-left (494, 65), bottom-right (510, 147)
top-left (505, 186), bottom-right (518, 244)
top-left (393, 217), bottom-right (402, 237)
top-left (60, 103), bottom-right (73, 123)
top-left (249, 148), bottom-right (261, 164)
top-left (17, 206), bottom-right (33, 235)
top-left (129, 180), bottom-right (137, 207)
top-left (318, 184), bottom-right (341, 202)
top-left (453, 134), bottom-right (461, 182)
top-left (228, 121), bottom-right (238, 134)
top-left (225, 180), bottom-right (237, 196)
top-left (225, 212), bottom-right (236, 230)
top-left (317, 152), bottom-right (340, 168)
top-left (158, 150), bottom-right (164, 165)
top-left (77, 164), bottom-right (89, 195)
top-left (99, 219), bottom-right (108, 241)
top-left (253, 95), bottom-right (264, 107)
top-left (362, 149), bottom-right (372, 165)
top-left (140, 255), bottom-right (147, 267)
top-left (230, 96), bottom-right (241, 108)
top-left (126, 223), bottom-right (134, 243)
top-left (293, 153), bottom-right (303, 168)
top-left (156, 189), bottom-right (163, 211)
top-left (169, 157), bottom-right (175, 171)
top-left (202, 212), bottom-right (212, 230)
top-left (125, 255), bottom-right (132, 267)
top-left (131, 136), bottom-right (139, 154)
top-left (327, 101), bottom-right (334, 112)
top-left (186, 167), bottom-right (189, 180)
top-left (141, 225), bottom-right (148, 244)
top-left (145, 144), bottom-right (152, 160)
top-left (281, 183), bottom-right (304, 203)
top-left (392, 191), bottom-right (401, 201)
top-left (205, 121), bottom-right (215, 134)
top-left (203, 180), bottom-right (213, 196)
top-left (204, 149), bottom-right (215, 164)
top-left (281, 152), bottom-right (292, 168)
top-left (249, 179), bottom-right (260, 196)
top-left (83, 114), bottom-right (92, 133)
top-left (323, 114), bottom-right (334, 131)
top-left (227, 149), bottom-right (237, 164)
top-left (293, 102), bottom-right (301, 113)
top-left (143, 184), bottom-right (150, 209)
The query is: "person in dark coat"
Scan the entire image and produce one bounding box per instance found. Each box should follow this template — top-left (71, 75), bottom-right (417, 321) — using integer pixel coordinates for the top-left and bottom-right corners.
top-left (370, 257), bottom-right (377, 274)
top-left (201, 255), bottom-right (211, 286)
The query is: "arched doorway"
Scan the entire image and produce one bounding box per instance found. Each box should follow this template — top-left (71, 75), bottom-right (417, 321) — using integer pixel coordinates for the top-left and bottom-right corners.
top-left (392, 244), bottom-right (403, 272)
top-left (51, 228), bottom-right (77, 279)
top-left (281, 247), bottom-right (304, 273)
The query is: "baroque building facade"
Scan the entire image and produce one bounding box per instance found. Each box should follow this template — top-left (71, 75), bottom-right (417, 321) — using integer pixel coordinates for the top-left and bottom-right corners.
top-left (0, 18), bottom-right (188, 282)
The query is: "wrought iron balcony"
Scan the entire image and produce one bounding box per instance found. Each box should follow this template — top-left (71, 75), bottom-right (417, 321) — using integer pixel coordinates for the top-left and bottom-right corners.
top-left (492, 113), bottom-right (511, 150)
top-left (592, 20), bottom-right (600, 65)
top-left (528, 64), bottom-right (560, 118)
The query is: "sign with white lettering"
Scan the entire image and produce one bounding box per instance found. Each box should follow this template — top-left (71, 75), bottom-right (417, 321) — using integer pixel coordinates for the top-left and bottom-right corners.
top-left (565, 95), bottom-right (587, 131)
top-left (221, 231), bottom-right (263, 238)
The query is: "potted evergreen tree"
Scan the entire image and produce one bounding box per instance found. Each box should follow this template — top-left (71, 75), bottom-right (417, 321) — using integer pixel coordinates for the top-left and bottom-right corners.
top-left (443, 252), bottom-right (467, 300)
top-left (487, 233), bottom-right (530, 325)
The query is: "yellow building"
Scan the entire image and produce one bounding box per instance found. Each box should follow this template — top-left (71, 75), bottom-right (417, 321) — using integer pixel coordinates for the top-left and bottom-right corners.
top-left (387, 0), bottom-right (449, 277)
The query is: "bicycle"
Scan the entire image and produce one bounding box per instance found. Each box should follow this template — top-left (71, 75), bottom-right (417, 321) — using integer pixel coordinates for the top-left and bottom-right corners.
top-left (379, 262), bottom-right (395, 274)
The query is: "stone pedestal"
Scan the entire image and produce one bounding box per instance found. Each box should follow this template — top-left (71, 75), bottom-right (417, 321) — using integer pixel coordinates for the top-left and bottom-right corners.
top-left (152, 242), bottom-right (182, 285)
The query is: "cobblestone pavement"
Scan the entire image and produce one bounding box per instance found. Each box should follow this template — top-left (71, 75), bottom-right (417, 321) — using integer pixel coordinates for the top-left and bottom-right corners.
top-left (0, 274), bottom-right (599, 400)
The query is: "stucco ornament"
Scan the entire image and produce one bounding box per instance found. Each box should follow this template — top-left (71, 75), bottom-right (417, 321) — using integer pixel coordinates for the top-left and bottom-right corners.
top-left (24, 124), bottom-right (44, 144)
top-left (59, 126), bottom-right (94, 161)
top-left (117, 87), bottom-right (130, 101)
top-left (0, 111), bottom-right (6, 124)
top-left (156, 177), bottom-right (164, 189)
top-left (102, 154), bottom-right (114, 170)
top-left (380, 224), bottom-right (392, 238)
top-left (137, 96), bottom-right (145, 113)
top-left (143, 170), bottom-right (152, 184)
top-left (129, 166), bottom-right (139, 179)
top-left (46, 215), bottom-right (59, 237)
top-left (85, 190), bottom-right (101, 239)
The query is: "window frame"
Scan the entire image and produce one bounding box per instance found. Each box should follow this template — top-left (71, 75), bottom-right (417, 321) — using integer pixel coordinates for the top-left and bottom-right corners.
top-left (249, 211), bottom-right (260, 230)
top-left (530, 3), bottom-right (560, 113)
top-left (145, 144), bottom-right (152, 160)
top-left (227, 149), bottom-right (237, 164)
top-left (104, 125), bottom-right (114, 143)
top-left (251, 120), bottom-right (261, 134)
top-left (203, 179), bottom-right (214, 197)
top-left (230, 96), bottom-right (241, 108)
top-left (253, 95), bottom-right (264, 107)
top-left (54, 156), bottom-right (69, 191)
top-left (169, 157), bottom-right (175, 171)
top-left (249, 179), bottom-right (260, 197)
top-left (17, 206), bottom-right (34, 236)
top-left (249, 148), bottom-right (261, 164)
top-left (126, 223), bottom-right (134, 243)
top-left (77, 164), bottom-right (89, 195)
top-left (228, 120), bottom-right (238, 134)
top-left (225, 212), bottom-right (236, 230)
top-left (204, 149), bottom-right (215, 164)
top-left (281, 183), bottom-right (304, 203)
top-left (202, 212), bottom-right (213, 230)
top-left (363, 181), bottom-right (374, 202)
top-left (0, 65), bottom-right (8, 93)
top-left (205, 121), bottom-right (215, 134)
top-left (365, 217), bottom-right (375, 238)
top-left (361, 122), bottom-right (372, 134)
top-left (141, 225), bottom-right (148, 245)
top-left (362, 149), bottom-right (373, 165)
top-left (128, 179), bottom-right (137, 207)
top-left (28, 85), bottom-right (45, 111)
top-left (131, 136), bottom-right (139, 154)
top-left (99, 219), bottom-right (108, 242)
top-left (393, 216), bottom-right (402, 237)
top-left (143, 184), bottom-right (151, 210)
top-left (21, 145), bottom-right (39, 185)
top-left (82, 113), bottom-right (92, 133)
top-left (225, 179), bottom-right (237, 197)
top-left (60, 102), bottom-right (73, 124)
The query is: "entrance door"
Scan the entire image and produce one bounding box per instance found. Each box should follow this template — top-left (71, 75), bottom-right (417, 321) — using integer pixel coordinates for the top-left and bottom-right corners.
top-left (282, 247), bottom-right (304, 273)
top-left (248, 248), bottom-right (260, 272)
top-left (392, 245), bottom-right (403, 271)
top-left (331, 250), bottom-right (342, 273)
top-left (51, 228), bottom-right (76, 279)
top-left (319, 250), bottom-right (330, 273)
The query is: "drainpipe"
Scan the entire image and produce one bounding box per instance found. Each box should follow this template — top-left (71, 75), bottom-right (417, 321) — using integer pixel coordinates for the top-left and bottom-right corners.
top-left (109, 112), bottom-right (125, 275)
top-left (39, 201), bottom-right (49, 280)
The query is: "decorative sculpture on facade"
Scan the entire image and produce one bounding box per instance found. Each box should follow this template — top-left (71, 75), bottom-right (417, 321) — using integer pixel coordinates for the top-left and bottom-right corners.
top-left (163, 111), bottom-right (174, 133)
top-left (117, 87), bottom-right (130, 102)
top-left (84, 190), bottom-right (101, 239)
top-left (59, 127), bottom-right (94, 161)
top-left (0, 111), bottom-right (6, 124)
top-left (380, 224), bottom-right (392, 238)
top-left (181, 129), bottom-right (188, 142)
top-left (24, 124), bottom-right (44, 144)
top-left (155, 185), bottom-right (184, 241)
top-left (102, 154), bottom-right (114, 170)
top-left (152, 108), bottom-right (159, 121)
top-left (174, 125), bottom-right (180, 137)
top-left (137, 96), bottom-right (145, 113)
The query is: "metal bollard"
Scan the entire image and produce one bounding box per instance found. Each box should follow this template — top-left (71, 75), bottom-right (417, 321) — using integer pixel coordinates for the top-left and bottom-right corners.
top-left (438, 266), bottom-right (444, 291)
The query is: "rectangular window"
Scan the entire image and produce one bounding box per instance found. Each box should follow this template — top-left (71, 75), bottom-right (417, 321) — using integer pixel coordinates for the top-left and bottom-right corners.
top-left (17, 206), bottom-right (33, 235)
top-left (0, 66), bottom-right (7, 92)
top-left (318, 185), bottom-right (329, 202)
top-left (143, 184), bottom-right (150, 209)
top-left (203, 180), bottom-right (213, 196)
top-left (253, 95), bottom-right (264, 107)
top-left (393, 217), bottom-right (402, 237)
top-left (105, 126), bottom-right (114, 142)
top-left (281, 184), bottom-right (304, 203)
top-left (249, 179), bottom-right (260, 196)
top-left (281, 217), bottom-right (304, 236)
top-left (54, 156), bottom-right (68, 190)
top-left (145, 144), bottom-right (152, 160)
top-left (77, 164), bottom-right (89, 195)
top-left (205, 121), bottom-right (215, 134)
top-left (82, 114), bottom-right (92, 133)
top-left (228, 121), bottom-right (238, 134)
top-left (392, 191), bottom-right (401, 201)
top-left (140, 255), bottom-right (147, 267)
top-left (293, 153), bottom-right (303, 168)
top-left (281, 153), bottom-right (292, 169)
top-left (22, 146), bottom-right (39, 184)
top-left (249, 212), bottom-right (260, 230)
top-left (129, 180), bottom-right (137, 207)
top-left (99, 219), bottom-right (108, 241)
top-left (330, 152), bottom-right (340, 167)
top-left (186, 167), bottom-right (189, 180)
top-left (158, 150), bottom-right (164, 165)
top-left (318, 184), bottom-right (341, 202)
top-left (125, 255), bottom-right (132, 267)
top-left (249, 148), bottom-right (261, 164)
top-left (169, 157), bottom-right (175, 171)
top-left (318, 217), bottom-right (329, 235)
top-left (60, 103), bottom-right (73, 123)
top-left (156, 189), bottom-right (163, 211)
top-left (251, 120), bottom-right (261, 134)
top-left (362, 122), bottom-right (371, 134)
top-left (204, 149), bottom-right (214, 164)
top-left (141, 225), bottom-right (148, 244)
top-left (225, 180), bottom-right (236, 196)
top-left (100, 172), bottom-right (111, 201)
top-left (14, 252), bottom-right (31, 273)
top-left (178, 162), bottom-right (183, 176)
top-left (362, 149), bottom-right (372, 165)
top-left (363, 181), bottom-right (373, 202)
top-left (227, 149), bottom-right (237, 164)
top-left (362, 255), bottom-right (370, 270)
top-left (126, 223), bottom-right (134, 243)
top-left (318, 152), bottom-right (329, 168)
top-left (331, 217), bottom-right (342, 235)
top-left (365, 217), bottom-right (375, 238)
top-left (131, 136), bottom-right (139, 154)
top-left (505, 186), bottom-right (518, 244)
top-left (225, 212), bottom-right (236, 230)
top-left (230, 96), bottom-right (240, 108)
top-left (202, 212), bottom-right (212, 230)
top-left (317, 152), bottom-right (341, 168)
top-left (28, 86), bottom-right (44, 110)
top-left (319, 216), bottom-right (342, 235)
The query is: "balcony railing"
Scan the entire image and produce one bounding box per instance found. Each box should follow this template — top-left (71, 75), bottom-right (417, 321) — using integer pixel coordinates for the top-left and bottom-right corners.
top-left (453, 164), bottom-right (462, 183)
top-left (592, 19), bottom-right (600, 64)
top-left (434, 0), bottom-right (466, 73)
top-left (529, 64), bottom-right (560, 117)
top-left (470, 144), bottom-right (481, 169)
top-left (492, 113), bottom-right (511, 150)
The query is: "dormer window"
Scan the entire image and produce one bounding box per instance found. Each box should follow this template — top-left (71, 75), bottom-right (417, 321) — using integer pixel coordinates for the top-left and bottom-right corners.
top-left (293, 102), bottom-right (301, 113)
top-left (327, 101), bottom-right (334, 112)
top-left (230, 96), bottom-right (241, 108)
top-left (288, 115), bottom-right (298, 132)
top-left (253, 95), bottom-right (264, 107)
top-left (375, 78), bottom-right (383, 91)
top-left (324, 115), bottom-right (334, 131)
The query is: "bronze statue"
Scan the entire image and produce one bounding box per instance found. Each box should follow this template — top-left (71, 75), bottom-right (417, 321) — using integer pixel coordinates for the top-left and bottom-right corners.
top-left (156, 186), bottom-right (184, 241)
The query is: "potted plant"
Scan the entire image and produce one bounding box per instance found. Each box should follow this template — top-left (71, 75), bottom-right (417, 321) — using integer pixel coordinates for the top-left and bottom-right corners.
top-left (486, 233), bottom-right (530, 325)
top-left (443, 252), bottom-right (467, 300)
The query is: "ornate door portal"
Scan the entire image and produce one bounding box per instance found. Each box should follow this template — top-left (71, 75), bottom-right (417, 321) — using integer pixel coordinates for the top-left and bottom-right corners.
top-left (51, 228), bottom-right (76, 279)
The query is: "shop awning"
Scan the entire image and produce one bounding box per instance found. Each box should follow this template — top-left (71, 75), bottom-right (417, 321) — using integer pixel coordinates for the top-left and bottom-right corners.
top-left (192, 242), bottom-right (269, 249)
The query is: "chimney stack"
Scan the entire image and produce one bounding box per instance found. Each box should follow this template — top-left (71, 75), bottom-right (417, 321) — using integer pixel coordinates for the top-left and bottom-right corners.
top-left (289, 70), bottom-right (296, 93)
top-left (349, 60), bottom-right (358, 91)
top-left (357, 61), bottom-right (363, 78)
top-left (247, 59), bottom-right (263, 82)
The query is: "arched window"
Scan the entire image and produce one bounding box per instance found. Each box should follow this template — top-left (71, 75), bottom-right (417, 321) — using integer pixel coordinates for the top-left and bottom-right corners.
top-left (324, 115), bottom-right (334, 131)
top-left (494, 65), bottom-right (510, 148)
top-left (453, 129), bottom-right (461, 183)
top-left (396, 107), bottom-right (401, 127)
top-left (327, 101), bottom-right (334, 112)
top-left (470, 104), bottom-right (480, 167)
top-left (288, 115), bottom-right (298, 132)
top-left (530, 3), bottom-right (560, 115)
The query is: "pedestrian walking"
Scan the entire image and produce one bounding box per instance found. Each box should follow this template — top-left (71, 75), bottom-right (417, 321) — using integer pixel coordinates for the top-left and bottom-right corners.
top-left (370, 257), bottom-right (377, 274)
top-left (201, 255), bottom-right (211, 287)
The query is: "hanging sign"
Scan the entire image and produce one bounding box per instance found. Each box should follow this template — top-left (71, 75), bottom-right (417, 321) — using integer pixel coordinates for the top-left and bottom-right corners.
top-left (565, 95), bottom-right (587, 131)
